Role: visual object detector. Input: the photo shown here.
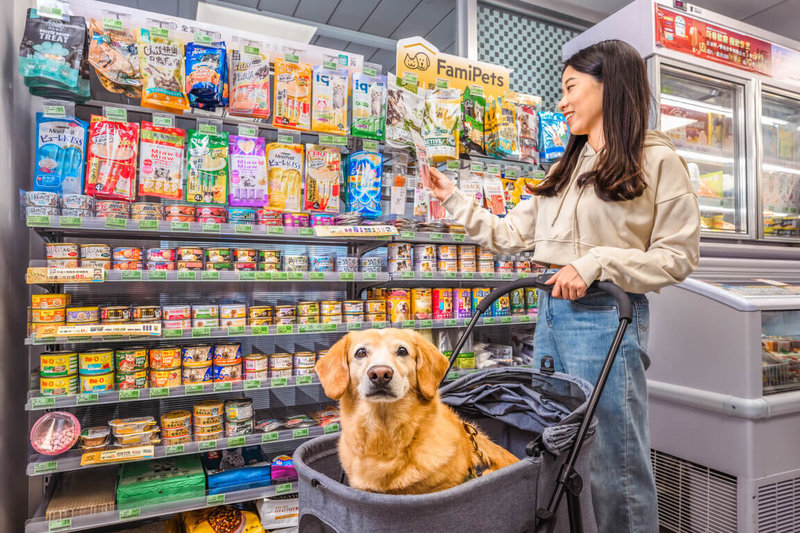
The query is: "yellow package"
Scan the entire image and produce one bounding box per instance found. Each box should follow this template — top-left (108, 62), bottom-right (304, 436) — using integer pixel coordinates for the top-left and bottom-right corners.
top-left (182, 507), bottom-right (264, 533)
top-left (267, 142), bottom-right (304, 211)
top-left (137, 29), bottom-right (189, 114)
top-left (312, 65), bottom-right (348, 135)
top-left (273, 58), bottom-right (311, 131)
top-left (512, 177), bottom-right (537, 206)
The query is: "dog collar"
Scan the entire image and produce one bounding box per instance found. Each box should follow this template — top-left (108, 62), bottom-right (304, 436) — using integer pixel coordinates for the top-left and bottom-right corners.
top-left (463, 422), bottom-right (491, 481)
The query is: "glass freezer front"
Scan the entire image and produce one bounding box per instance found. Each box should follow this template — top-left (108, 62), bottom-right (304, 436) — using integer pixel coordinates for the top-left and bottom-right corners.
top-left (761, 90), bottom-right (800, 239)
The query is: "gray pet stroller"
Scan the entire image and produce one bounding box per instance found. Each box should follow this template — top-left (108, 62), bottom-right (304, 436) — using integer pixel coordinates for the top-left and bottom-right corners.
top-left (293, 275), bottom-right (634, 532)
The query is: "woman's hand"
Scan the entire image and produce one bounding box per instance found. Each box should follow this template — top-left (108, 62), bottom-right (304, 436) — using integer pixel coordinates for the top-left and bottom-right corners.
top-left (546, 265), bottom-right (588, 300)
top-left (429, 167), bottom-right (455, 202)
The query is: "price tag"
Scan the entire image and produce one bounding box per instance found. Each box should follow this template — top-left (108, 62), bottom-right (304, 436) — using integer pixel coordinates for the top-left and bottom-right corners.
top-left (235, 224), bottom-right (253, 234)
top-left (34, 461), bottom-right (58, 474)
top-left (171, 221), bottom-right (190, 232)
top-left (453, 234), bottom-right (466, 242)
top-left (401, 320), bottom-right (415, 328)
top-left (272, 272), bottom-right (288, 281)
top-left (163, 328), bottom-right (183, 338)
top-left (177, 271), bottom-right (198, 281)
top-left (227, 326), bottom-right (245, 335)
top-left (445, 319), bottom-right (457, 327)
top-left (149, 387), bottom-right (169, 398)
top-left (436, 78), bottom-right (449, 88)
top-left (299, 227), bottom-right (314, 236)
top-left (121, 271), bottom-right (142, 281)
top-left (228, 436), bottom-right (246, 447)
top-left (32, 397), bottom-right (55, 409)
top-left (322, 323), bottom-right (338, 332)
top-left (185, 384), bottom-right (204, 395)
top-left (206, 494), bottom-right (226, 506)
top-left (43, 104), bottom-right (66, 118)
top-left (244, 379), bottom-right (261, 390)
top-left (103, 17), bottom-right (123, 30)
top-left (288, 272), bottom-right (303, 280)
top-left (27, 215), bottom-right (51, 227)
top-left (244, 45), bottom-right (260, 55)
top-left (470, 161), bottom-right (484, 172)
top-left (268, 226), bottom-right (285, 234)
top-left (48, 518), bottom-right (71, 531)
top-left (362, 272), bottom-right (377, 280)
top-left (421, 272), bottom-right (433, 279)
top-left (323, 60), bottom-right (338, 69)
top-left (104, 106), bottom-right (127, 122)
top-left (296, 375), bottom-right (313, 385)
top-left (238, 271), bottom-right (255, 281)
top-left (194, 31), bottom-right (213, 45)
top-left (202, 222), bottom-right (221, 233)
top-left (506, 169), bottom-right (517, 178)
top-left (198, 440), bottom-right (217, 451)
top-left (192, 327), bottom-right (211, 337)
top-left (372, 321), bottom-right (387, 329)
top-left (298, 324), bottom-right (322, 333)
top-left (76, 393), bottom-right (98, 405)
top-left (262, 432), bottom-right (279, 443)
top-left (487, 165), bottom-right (501, 174)
top-left (445, 272), bottom-right (457, 279)
top-left (483, 317), bottom-right (496, 325)
top-left (420, 319), bottom-right (433, 328)
top-left (165, 444), bottom-right (185, 455)
top-left (275, 483), bottom-right (293, 495)
top-left (324, 422), bottom-right (340, 434)
top-left (149, 26), bottom-right (169, 38)
top-left (292, 428), bottom-right (309, 439)
top-left (400, 231), bottom-right (415, 239)
top-left (462, 272), bottom-right (474, 279)
top-left (363, 140), bottom-right (379, 151)
top-left (519, 315), bottom-right (531, 323)
top-left (277, 325), bottom-right (293, 335)
top-left (214, 382), bottom-right (232, 392)
top-left (339, 272), bottom-right (355, 281)
top-left (277, 134), bottom-right (294, 144)
top-left (501, 316), bottom-right (512, 323)
top-left (482, 272), bottom-right (495, 279)
top-left (271, 377), bottom-right (288, 388)
top-left (346, 322), bottom-right (363, 331)
top-left (120, 390), bottom-right (142, 401)
top-left (255, 271), bottom-right (270, 281)
top-left (446, 160), bottom-right (460, 170)
top-left (136, 219), bottom-right (157, 231)
top-left (197, 122), bottom-right (217, 135)
top-left (119, 508), bottom-right (141, 521)
top-left (59, 216), bottom-right (81, 228)
top-left (446, 371), bottom-right (459, 380)
top-left (201, 271), bottom-right (220, 281)
top-left (238, 124), bottom-right (257, 137)
top-left (153, 114), bottom-right (174, 127)
top-left (285, 53), bottom-right (299, 63)
top-left (402, 72), bottom-right (418, 86)
top-left (252, 325), bottom-right (270, 335)
top-left (148, 271), bottom-right (167, 281)
top-left (429, 232), bottom-right (443, 241)
top-left (501, 272), bottom-right (514, 279)
top-left (105, 217), bottom-right (127, 229)
top-left (401, 271), bottom-right (415, 279)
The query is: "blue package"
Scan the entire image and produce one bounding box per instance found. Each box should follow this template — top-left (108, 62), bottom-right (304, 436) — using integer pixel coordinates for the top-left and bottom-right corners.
top-left (33, 113), bottom-right (88, 195)
top-left (346, 151), bottom-right (383, 218)
top-left (202, 446), bottom-right (272, 494)
top-left (186, 41), bottom-right (227, 110)
top-left (538, 111), bottom-right (569, 163)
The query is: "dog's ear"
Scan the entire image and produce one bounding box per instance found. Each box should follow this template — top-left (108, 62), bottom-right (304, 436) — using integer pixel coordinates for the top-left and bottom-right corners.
top-left (414, 332), bottom-right (449, 400)
top-left (316, 334), bottom-right (350, 400)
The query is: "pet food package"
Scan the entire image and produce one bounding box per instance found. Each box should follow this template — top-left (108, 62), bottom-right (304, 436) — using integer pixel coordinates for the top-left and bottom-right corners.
top-left (312, 65), bottom-right (348, 135)
top-left (259, 494), bottom-right (299, 529)
top-left (266, 142), bottom-right (304, 212)
top-left (182, 507), bottom-right (265, 533)
top-left (351, 72), bottom-right (387, 140)
top-left (483, 168), bottom-right (507, 215)
top-left (137, 29), bottom-right (189, 113)
top-left (34, 113), bottom-right (88, 195)
top-left (460, 86), bottom-right (486, 155)
top-left (88, 19), bottom-right (141, 98)
top-left (138, 121), bottom-right (185, 200)
top-left (539, 111), bottom-right (569, 163)
top-left (85, 116), bottom-right (140, 201)
top-left (228, 135), bottom-right (268, 207)
top-left (485, 93), bottom-right (519, 158)
top-left (304, 144), bottom-right (341, 213)
top-left (186, 129), bottom-right (229, 204)
top-left (273, 58), bottom-right (311, 131)
top-left (460, 167), bottom-right (484, 207)
top-left (346, 151), bottom-right (383, 218)
top-left (386, 74), bottom-right (425, 149)
top-left (228, 47), bottom-right (270, 119)
top-left (186, 41), bottom-right (227, 110)
top-left (423, 88), bottom-right (462, 162)
top-left (513, 92), bottom-right (541, 164)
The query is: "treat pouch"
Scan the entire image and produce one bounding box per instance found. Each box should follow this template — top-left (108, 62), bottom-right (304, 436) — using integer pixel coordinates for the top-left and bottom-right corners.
top-left (539, 111), bottom-right (569, 163)
top-left (304, 144), bottom-right (341, 213)
top-left (460, 86), bottom-right (486, 155)
top-left (186, 130), bottom-right (229, 204)
top-left (137, 29), bottom-right (189, 113)
top-left (229, 135), bottom-right (268, 207)
top-left (273, 58), bottom-right (311, 131)
top-left (460, 168), bottom-right (484, 207)
top-left (483, 170), bottom-right (507, 216)
top-left (423, 88), bottom-right (462, 162)
top-left (229, 48), bottom-right (270, 119)
top-left (88, 19), bottom-right (141, 98)
top-left (351, 72), bottom-right (387, 140)
top-left (312, 65), bottom-right (349, 135)
top-left (346, 151), bottom-right (383, 218)
top-left (186, 41), bottom-right (227, 110)
top-left (19, 9), bottom-right (87, 90)
top-left (34, 113), bottom-right (88, 195)
top-left (85, 116), bottom-right (139, 201)
top-left (138, 121), bottom-right (185, 200)
top-left (386, 74), bottom-right (425, 149)
top-left (266, 142), bottom-right (303, 211)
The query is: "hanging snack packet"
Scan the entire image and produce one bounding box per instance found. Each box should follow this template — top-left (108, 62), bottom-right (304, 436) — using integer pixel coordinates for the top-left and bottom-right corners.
top-left (423, 88), bottom-right (462, 162)
top-left (346, 151), bottom-right (383, 218)
top-left (312, 65), bottom-right (349, 135)
top-left (460, 86), bottom-right (486, 155)
top-left (138, 29), bottom-right (189, 113)
top-left (515, 93), bottom-right (541, 164)
top-left (138, 121), bottom-right (185, 200)
top-left (85, 116), bottom-right (140, 201)
top-left (351, 72), bottom-right (387, 140)
top-left (88, 19), bottom-right (141, 98)
top-left (386, 74), bottom-right (425, 149)
top-left (483, 168), bottom-right (507, 216)
top-left (305, 144), bottom-right (341, 213)
top-left (266, 142), bottom-right (304, 212)
top-left (539, 111), bottom-right (569, 163)
top-left (34, 113), bottom-right (88, 195)
top-left (460, 167), bottom-right (484, 207)
top-left (413, 183), bottom-right (429, 219)
top-left (186, 41), bottom-right (227, 110)
top-left (496, 93), bottom-right (519, 158)
top-left (273, 58), bottom-right (311, 131)
top-left (186, 129), bottom-right (229, 204)
top-left (228, 48), bottom-right (270, 119)
top-left (19, 9), bottom-right (87, 95)
top-left (228, 135), bottom-right (268, 207)
top-left (484, 97), bottom-right (499, 155)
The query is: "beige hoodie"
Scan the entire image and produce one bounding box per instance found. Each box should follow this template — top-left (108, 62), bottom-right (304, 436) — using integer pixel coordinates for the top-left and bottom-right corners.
top-left (442, 130), bottom-right (701, 294)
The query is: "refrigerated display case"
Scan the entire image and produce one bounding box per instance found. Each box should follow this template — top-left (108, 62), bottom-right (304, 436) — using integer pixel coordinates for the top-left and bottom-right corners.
top-left (761, 90), bottom-right (800, 239)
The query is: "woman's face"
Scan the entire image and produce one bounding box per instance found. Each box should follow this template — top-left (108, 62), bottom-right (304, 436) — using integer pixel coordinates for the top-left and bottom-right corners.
top-left (558, 66), bottom-right (603, 136)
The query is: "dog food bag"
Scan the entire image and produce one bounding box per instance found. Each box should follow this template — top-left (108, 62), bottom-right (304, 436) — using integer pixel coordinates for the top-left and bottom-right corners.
top-left (312, 65), bottom-right (349, 135)
top-left (182, 507), bottom-right (265, 533)
top-left (229, 47), bottom-right (270, 119)
top-left (539, 111), bottom-right (569, 163)
top-left (514, 92), bottom-right (541, 164)
top-left (85, 116), bottom-right (140, 201)
top-left (386, 73), bottom-right (425, 149)
top-left (460, 86), bottom-right (486, 155)
top-left (266, 142), bottom-right (303, 212)
top-left (186, 41), bottom-right (227, 111)
top-left (423, 87), bottom-right (462, 162)
top-left (346, 151), bottom-right (383, 218)
top-left (351, 72), bottom-right (387, 140)
top-left (228, 135), bottom-right (268, 207)
top-left (186, 129), bottom-right (229, 205)
top-left (273, 57), bottom-right (311, 131)
top-left (88, 19), bottom-right (141, 98)
top-left (19, 9), bottom-right (87, 94)
top-left (304, 144), bottom-right (341, 213)
top-left (138, 121), bottom-right (185, 200)
top-left (34, 113), bottom-right (88, 195)
top-left (137, 29), bottom-right (189, 114)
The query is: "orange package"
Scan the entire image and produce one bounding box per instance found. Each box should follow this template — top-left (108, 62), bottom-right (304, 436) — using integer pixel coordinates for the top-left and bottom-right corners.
top-left (272, 57), bottom-right (311, 131)
top-left (137, 28), bottom-right (189, 114)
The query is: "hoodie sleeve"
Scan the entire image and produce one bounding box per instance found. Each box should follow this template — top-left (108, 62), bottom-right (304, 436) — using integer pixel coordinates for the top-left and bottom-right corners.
top-left (570, 150), bottom-right (701, 293)
top-left (441, 188), bottom-right (538, 255)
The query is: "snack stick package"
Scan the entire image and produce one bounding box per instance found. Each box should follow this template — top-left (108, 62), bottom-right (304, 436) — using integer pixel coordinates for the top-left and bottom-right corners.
top-left (423, 88), bottom-right (462, 162)
top-left (266, 142), bottom-right (304, 211)
top-left (85, 115), bottom-right (139, 201)
top-left (229, 135), bottom-right (267, 207)
top-left (186, 129), bottom-right (229, 205)
top-left (229, 48), bottom-right (270, 119)
top-left (137, 29), bottom-right (189, 113)
top-left (304, 144), bottom-right (341, 213)
top-left (273, 58), bottom-right (311, 131)
top-left (138, 121), bottom-right (185, 200)
top-left (312, 65), bottom-right (349, 135)
top-left (483, 170), bottom-right (507, 216)
top-left (34, 113), bottom-right (88, 196)
top-left (514, 92), bottom-right (541, 164)
top-left (351, 72), bottom-right (387, 140)
top-left (460, 168), bottom-right (484, 207)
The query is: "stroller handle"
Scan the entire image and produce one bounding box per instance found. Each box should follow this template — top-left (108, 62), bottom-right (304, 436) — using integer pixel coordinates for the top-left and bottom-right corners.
top-left (476, 273), bottom-right (633, 321)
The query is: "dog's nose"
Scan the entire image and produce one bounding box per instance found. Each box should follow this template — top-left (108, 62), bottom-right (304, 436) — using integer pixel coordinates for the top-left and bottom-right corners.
top-left (368, 365), bottom-right (393, 386)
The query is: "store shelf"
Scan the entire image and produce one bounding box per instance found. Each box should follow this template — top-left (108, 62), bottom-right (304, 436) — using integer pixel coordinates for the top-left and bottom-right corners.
top-left (28, 426), bottom-right (337, 476)
top-left (25, 314), bottom-right (537, 346)
top-left (388, 271), bottom-right (530, 283)
top-left (25, 481), bottom-right (299, 533)
top-left (392, 230), bottom-right (476, 244)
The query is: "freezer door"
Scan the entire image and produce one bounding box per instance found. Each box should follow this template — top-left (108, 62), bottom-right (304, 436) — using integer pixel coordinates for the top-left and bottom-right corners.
top-left (658, 66), bottom-right (748, 235)
top-left (761, 90), bottom-right (800, 240)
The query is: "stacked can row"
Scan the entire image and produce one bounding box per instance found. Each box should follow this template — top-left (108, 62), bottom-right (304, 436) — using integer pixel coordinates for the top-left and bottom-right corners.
top-left (387, 243), bottom-right (534, 274)
top-left (159, 398), bottom-right (256, 446)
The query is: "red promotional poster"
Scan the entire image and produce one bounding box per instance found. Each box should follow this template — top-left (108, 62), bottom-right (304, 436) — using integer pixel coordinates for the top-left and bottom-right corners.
top-left (655, 7), bottom-right (772, 76)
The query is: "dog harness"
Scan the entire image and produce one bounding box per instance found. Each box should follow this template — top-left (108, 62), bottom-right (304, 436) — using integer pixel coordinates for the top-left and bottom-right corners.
top-left (463, 422), bottom-right (491, 481)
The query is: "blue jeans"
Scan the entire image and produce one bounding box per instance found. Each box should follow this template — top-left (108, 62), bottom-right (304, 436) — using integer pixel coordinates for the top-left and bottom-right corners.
top-left (534, 288), bottom-right (659, 533)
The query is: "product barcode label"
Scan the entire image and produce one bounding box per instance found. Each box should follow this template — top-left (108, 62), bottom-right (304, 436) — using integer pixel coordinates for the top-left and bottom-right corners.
top-left (228, 436), bottom-right (246, 447)
top-left (419, 319), bottom-right (433, 328)
top-left (34, 461), bottom-right (58, 474)
top-left (421, 272), bottom-right (433, 279)
top-left (76, 393), bottom-right (98, 405)
top-left (163, 328), bottom-right (183, 338)
top-left (185, 384), bottom-right (204, 394)
top-left (165, 444), bottom-right (184, 455)
top-left (519, 315), bottom-right (531, 323)
top-left (322, 323), bottom-right (338, 332)
top-left (149, 387), bottom-right (169, 398)
top-left (227, 326), bottom-right (245, 335)
top-left (202, 223), bottom-right (221, 233)
top-left (444, 319), bottom-right (457, 327)
top-left (483, 317), bottom-right (496, 325)
top-left (105, 218), bottom-right (127, 229)
top-left (363, 272), bottom-right (377, 280)
top-left (48, 518), bottom-right (71, 531)
top-left (252, 326), bottom-right (270, 335)
top-left (198, 440), bottom-right (217, 451)
top-left (299, 227), bottom-right (314, 236)
top-left (177, 271), bottom-right (197, 281)
top-left (244, 379), bottom-right (261, 390)
top-left (453, 234), bottom-right (466, 242)
top-left (275, 483), bottom-right (293, 495)
top-left (446, 371), bottom-right (459, 380)
top-left (119, 508), bottom-right (140, 521)
top-left (296, 375), bottom-right (313, 385)
top-left (201, 271), bottom-right (220, 281)
top-left (119, 390), bottom-right (140, 401)
top-left (271, 377), bottom-right (288, 388)
top-left (401, 320), bottom-right (415, 328)
top-left (171, 221), bottom-right (190, 232)
top-left (192, 327), bottom-right (211, 337)
top-left (371, 321), bottom-right (386, 329)
top-left (324, 423), bottom-right (340, 434)
top-left (238, 272), bottom-right (255, 281)
top-left (400, 231), bottom-right (415, 239)
top-left (288, 272), bottom-right (303, 280)
top-left (206, 494), bottom-right (225, 505)
top-left (273, 272), bottom-right (288, 280)
top-left (235, 224), bottom-right (253, 234)
top-left (262, 432), bottom-right (279, 443)
top-left (501, 316), bottom-right (512, 323)
top-left (339, 272), bottom-right (355, 281)
top-left (59, 216), bottom-right (81, 228)
top-left (32, 397), bottom-right (55, 409)
top-left (214, 382), bottom-right (232, 392)
top-left (277, 325), bottom-right (293, 335)
top-left (292, 428), bottom-right (309, 439)
top-left (268, 226), bottom-right (284, 234)
top-left (27, 215), bottom-right (51, 227)
top-left (121, 271), bottom-right (142, 281)
top-left (347, 322), bottom-right (362, 331)
top-left (147, 271), bottom-right (167, 281)
top-left (138, 219), bottom-right (157, 230)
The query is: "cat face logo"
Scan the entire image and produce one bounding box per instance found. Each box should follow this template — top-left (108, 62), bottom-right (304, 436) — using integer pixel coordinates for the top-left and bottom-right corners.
top-left (403, 52), bottom-right (430, 71)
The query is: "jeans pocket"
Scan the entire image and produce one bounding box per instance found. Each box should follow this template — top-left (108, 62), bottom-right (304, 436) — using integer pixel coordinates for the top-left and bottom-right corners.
top-left (570, 294), bottom-right (617, 312)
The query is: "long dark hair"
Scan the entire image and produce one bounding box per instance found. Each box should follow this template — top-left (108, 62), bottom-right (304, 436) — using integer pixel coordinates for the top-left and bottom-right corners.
top-left (532, 40), bottom-right (650, 201)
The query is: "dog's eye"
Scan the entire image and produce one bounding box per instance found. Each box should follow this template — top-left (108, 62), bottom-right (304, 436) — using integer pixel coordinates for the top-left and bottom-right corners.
top-left (354, 348), bottom-right (367, 359)
top-left (397, 346), bottom-right (408, 357)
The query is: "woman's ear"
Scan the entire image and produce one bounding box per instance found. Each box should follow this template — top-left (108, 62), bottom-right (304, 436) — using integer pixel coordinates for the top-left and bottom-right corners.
top-left (414, 332), bottom-right (449, 400)
top-left (316, 334), bottom-right (350, 400)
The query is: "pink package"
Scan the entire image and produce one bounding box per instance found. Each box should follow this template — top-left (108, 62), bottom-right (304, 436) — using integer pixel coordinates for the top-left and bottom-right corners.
top-left (228, 135), bottom-right (268, 206)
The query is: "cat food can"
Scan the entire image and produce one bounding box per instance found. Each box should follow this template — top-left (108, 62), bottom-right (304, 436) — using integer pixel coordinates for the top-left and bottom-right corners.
top-left (245, 354), bottom-right (269, 373)
top-left (31, 308), bottom-right (66, 323)
top-left (192, 305), bottom-right (218, 319)
top-left (320, 314), bottom-right (342, 323)
top-left (515, 259), bottom-right (532, 273)
top-left (297, 315), bottom-right (320, 325)
top-left (293, 352), bottom-right (316, 368)
top-left (113, 247), bottom-right (142, 261)
top-left (225, 419), bottom-right (254, 437)
top-left (454, 288), bottom-right (473, 319)
top-left (258, 250), bottom-right (281, 262)
top-left (160, 410), bottom-right (192, 430)
top-left (274, 317), bottom-right (296, 325)
top-left (205, 261), bottom-right (232, 271)
top-left (414, 259), bottom-right (436, 273)
top-left (320, 301), bottom-right (341, 315)
top-left (258, 262), bottom-right (279, 272)
top-left (411, 288), bottom-right (432, 320)
top-left (387, 258), bottom-right (412, 274)
top-left (149, 346), bottom-right (181, 370)
top-left (437, 260), bottom-right (458, 273)
top-left (478, 260), bottom-right (495, 273)
top-left (387, 243), bottom-right (412, 259)
top-left (61, 194), bottom-right (95, 210)
top-left (66, 306), bottom-right (99, 323)
top-left (26, 205), bottom-right (59, 217)
top-left (132, 305), bottom-right (161, 322)
top-left (26, 191), bottom-right (59, 207)
top-left (213, 344), bottom-right (242, 365)
top-left (336, 256), bottom-right (359, 272)
top-left (496, 259), bottom-right (514, 272)
top-left (342, 313), bottom-right (362, 323)
top-left (149, 367), bottom-right (181, 387)
top-left (205, 248), bottom-right (231, 263)
top-left (80, 259), bottom-right (111, 270)
top-left (146, 249), bottom-right (176, 262)
top-left (269, 353), bottom-right (293, 371)
top-left (47, 258), bottom-right (80, 268)
top-left (233, 248), bottom-right (258, 262)
top-left (115, 347), bottom-right (148, 372)
top-left (360, 256), bottom-right (382, 270)
top-left (162, 305), bottom-right (191, 321)
top-left (212, 363), bottom-right (242, 382)
top-left (274, 305), bottom-right (296, 318)
top-left (310, 256), bottom-right (333, 272)
top-left (112, 261), bottom-right (144, 271)
top-left (177, 261), bottom-right (204, 271)
top-left (365, 313), bottom-right (386, 323)
top-left (413, 244), bottom-right (436, 261)
top-left (116, 370), bottom-right (148, 389)
top-left (220, 304), bottom-right (247, 319)
top-left (100, 306), bottom-right (131, 323)
top-left (245, 369), bottom-right (270, 381)
top-left (457, 245), bottom-right (476, 260)
top-left (32, 293), bottom-right (70, 309)
top-left (233, 261), bottom-right (256, 271)
top-left (193, 317), bottom-right (219, 328)
top-left (45, 243), bottom-right (79, 260)
top-left (283, 255), bottom-right (309, 272)
top-left (437, 245), bottom-right (458, 260)
top-left (458, 259), bottom-right (476, 272)
top-left (250, 318), bottom-right (271, 326)
top-left (165, 204), bottom-right (196, 217)
top-left (343, 301), bottom-right (364, 314)
top-left (472, 288), bottom-right (492, 311)
top-left (163, 319), bottom-right (191, 330)
top-left (194, 400), bottom-right (224, 417)
top-left (79, 349), bottom-right (114, 375)
top-left (249, 306), bottom-right (272, 320)
top-left (297, 301), bottom-right (320, 316)
top-left (432, 289), bottom-right (454, 320)
top-left (368, 288), bottom-right (388, 299)
top-left (95, 200), bottom-right (130, 214)
top-left (269, 368), bottom-right (293, 379)
top-left (40, 374), bottom-right (78, 396)
top-left (80, 244), bottom-right (111, 260)
top-left (365, 300), bottom-right (385, 314)
top-left (183, 365), bottom-right (213, 384)
top-left (176, 248), bottom-right (204, 261)
top-left (294, 366), bottom-right (316, 376)
top-left (80, 372), bottom-right (114, 392)
top-left (477, 247), bottom-right (494, 261)
top-left (40, 351), bottom-right (78, 377)
top-left (220, 317), bottom-right (247, 327)
top-left (225, 398), bottom-right (254, 422)
top-left (182, 345), bottom-right (213, 365)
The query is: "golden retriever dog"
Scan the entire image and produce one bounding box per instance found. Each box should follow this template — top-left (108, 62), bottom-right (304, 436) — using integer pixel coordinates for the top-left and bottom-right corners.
top-left (316, 329), bottom-right (518, 494)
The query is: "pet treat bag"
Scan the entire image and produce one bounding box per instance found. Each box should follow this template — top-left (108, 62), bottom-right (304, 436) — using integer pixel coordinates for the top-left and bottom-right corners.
top-left (539, 111), bottom-right (569, 163)
top-left (312, 65), bottom-right (349, 135)
top-left (460, 168), bottom-right (484, 207)
top-left (304, 144), bottom-right (341, 213)
top-left (266, 142), bottom-right (304, 211)
top-left (273, 58), bottom-right (311, 131)
top-left (19, 9), bottom-right (87, 90)
top-left (514, 92), bottom-right (541, 164)
top-left (483, 169), bottom-right (507, 216)
top-left (138, 121), bottom-right (185, 200)
top-left (351, 72), bottom-right (387, 140)
top-left (34, 114), bottom-right (88, 196)
top-left (386, 74), bottom-right (424, 149)
top-left (346, 151), bottom-right (383, 218)
top-left (138, 29), bottom-right (189, 113)
top-left (228, 48), bottom-right (270, 119)
top-left (88, 19), bottom-right (141, 98)
top-left (460, 86), bottom-right (486, 155)
top-left (186, 41), bottom-right (227, 110)
top-left (228, 135), bottom-right (268, 207)
top-left (85, 116), bottom-right (139, 201)
top-left (186, 130), bottom-right (229, 204)
top-left (423, 88), bottom-right (461, 162)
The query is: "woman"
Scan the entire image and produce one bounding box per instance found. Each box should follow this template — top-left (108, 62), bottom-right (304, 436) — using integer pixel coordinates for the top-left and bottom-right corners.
top-left (430, 40), bottom-right (700, 532)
